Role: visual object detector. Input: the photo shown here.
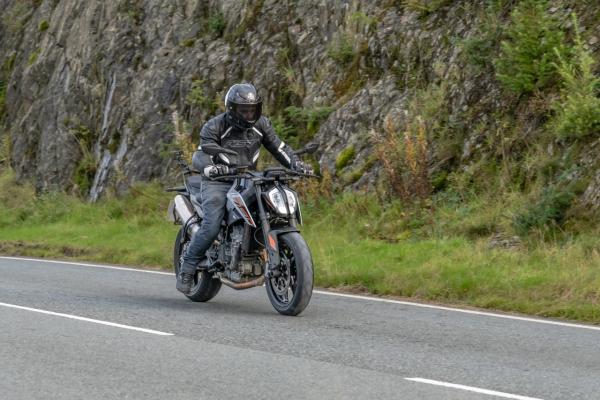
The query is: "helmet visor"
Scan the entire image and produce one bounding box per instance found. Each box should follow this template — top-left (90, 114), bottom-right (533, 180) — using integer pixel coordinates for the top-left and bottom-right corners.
top-left (234, 103), bottom-right (260, 123)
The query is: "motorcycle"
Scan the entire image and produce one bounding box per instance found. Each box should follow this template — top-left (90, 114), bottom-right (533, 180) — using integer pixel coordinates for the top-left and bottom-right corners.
top-left (166, 143), bottom-right (319, 316)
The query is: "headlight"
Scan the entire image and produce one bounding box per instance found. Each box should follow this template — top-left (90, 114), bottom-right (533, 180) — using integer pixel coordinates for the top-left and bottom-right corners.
top-left (267, 188), bottom-right (297, 215)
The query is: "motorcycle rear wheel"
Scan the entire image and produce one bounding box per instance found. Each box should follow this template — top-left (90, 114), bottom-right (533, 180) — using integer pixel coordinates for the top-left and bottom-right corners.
top-left (173, 228), bottom-right (222, 302)
top-left (265, 232), bottom-right (314, 316)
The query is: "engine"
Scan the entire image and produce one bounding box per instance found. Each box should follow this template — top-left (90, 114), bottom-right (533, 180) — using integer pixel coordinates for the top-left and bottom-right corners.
top-left (222, 225), bottom-right (262, 282)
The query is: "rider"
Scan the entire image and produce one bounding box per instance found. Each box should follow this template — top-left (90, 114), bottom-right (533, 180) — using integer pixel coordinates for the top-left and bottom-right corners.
top-left (177, 83), bottom-right (312, 293)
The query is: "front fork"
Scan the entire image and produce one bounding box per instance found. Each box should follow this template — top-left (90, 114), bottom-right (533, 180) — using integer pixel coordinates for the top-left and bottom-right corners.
top-left (255, 185), bottom-right (298, 278)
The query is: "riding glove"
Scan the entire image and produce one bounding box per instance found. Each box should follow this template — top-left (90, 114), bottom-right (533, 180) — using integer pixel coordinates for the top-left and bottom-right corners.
top-left (203, 164), bottom-right (230, 178)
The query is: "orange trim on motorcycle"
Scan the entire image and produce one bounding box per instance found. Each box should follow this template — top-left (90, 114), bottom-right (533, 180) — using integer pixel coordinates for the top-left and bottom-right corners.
top-left (268, 234), bottom-right (277, 250)
top-left (228, 192), bottom-right (257, 227)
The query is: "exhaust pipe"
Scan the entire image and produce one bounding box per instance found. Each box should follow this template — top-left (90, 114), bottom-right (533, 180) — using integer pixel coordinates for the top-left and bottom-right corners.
top-left (173, 195), bottom-right (200, 236)
top-left (220, 276), bottom-right (265, 290)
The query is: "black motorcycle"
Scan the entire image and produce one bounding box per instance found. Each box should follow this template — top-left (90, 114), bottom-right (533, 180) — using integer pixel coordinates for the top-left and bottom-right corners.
top-left (166, 143), bottom-right (318, 316)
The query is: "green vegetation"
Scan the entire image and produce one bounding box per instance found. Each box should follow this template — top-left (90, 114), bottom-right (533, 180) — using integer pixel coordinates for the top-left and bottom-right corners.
top-left (0, 79), bottom-right (6, 120)
top-left (3, 53), bottom-right (17, 77)
top-left (185, 79), bottom-right (215, 112)
top-left (305, 197), bottom-right (600, 323)
top-left (461, 1), bottom-right (506, 69)
top-left (0, 170), bottom-right (173, 266)
top-left (118, 0), bottom-right (144, 24)
top-left (551, 16), bottom-right (600, 139)
top-left (68, 124), bottom-right (97, 196)
top-left (0, 135), bottom-right (10, 168)
top-left (38, 20), bottom-right (49, 32)
top-left (28, 49), bottom-right (40, 66)
top-left (227, 0), bottom-right (264, 42)
top-left (327, 34), bottom-right (355, 65)
top-left (513, 185), bottom-right (575, 236)
top-left (494, 0), bottom-right (564, 94)
top-left (2, 2), bottom-right (31, 33)
top-left (349, 11), bottom-right (378, 33)
top-left (208, 12), bottom-right (226, 37)
top-left (180, 38), bottom-right (196, 48)
top-left (271, 106), bottom-right (335, 148)
top-left (335, 145), bottom-right (355, 171)
top-left (341, 155), bottom-right (377, 184)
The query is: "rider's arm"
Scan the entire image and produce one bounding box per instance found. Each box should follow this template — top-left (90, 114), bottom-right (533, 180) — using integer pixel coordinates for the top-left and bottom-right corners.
top-left (194, 117), bottom-right (228, 177)
top-left (257, 117), bottom-right (299, 169)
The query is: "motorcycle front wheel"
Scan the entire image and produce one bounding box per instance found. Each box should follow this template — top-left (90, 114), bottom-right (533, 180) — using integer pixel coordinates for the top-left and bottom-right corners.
top-left (173, 228), bottom-right (221, 302)
top-left (265, 232), bottom-right (314, 316)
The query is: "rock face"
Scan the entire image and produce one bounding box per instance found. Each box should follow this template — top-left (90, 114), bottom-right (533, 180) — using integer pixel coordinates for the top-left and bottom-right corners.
top-left (0, 0), bottom-right (598, 203)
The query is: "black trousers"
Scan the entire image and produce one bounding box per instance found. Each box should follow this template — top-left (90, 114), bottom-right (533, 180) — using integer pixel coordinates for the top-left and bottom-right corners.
top-left (180, 180), bottom-right (231, 275)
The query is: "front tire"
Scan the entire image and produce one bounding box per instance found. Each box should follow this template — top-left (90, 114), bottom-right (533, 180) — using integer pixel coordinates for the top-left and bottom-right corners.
top-left (173, 228), bottom-right (221, 302)
top-left (266, 232), bottom-right (314, 316)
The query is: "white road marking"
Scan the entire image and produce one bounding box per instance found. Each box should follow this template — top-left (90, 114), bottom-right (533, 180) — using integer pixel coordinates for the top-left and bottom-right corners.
top-left (0, 256), bottom-right (173, 275)
top-left (313, 290), bottom-right (600, 332)
top-left (0, 302), bottom-right (174, 336)
top-left (405, 378), bottom-right (544, 400)
top-left (3, 256), bottom-right (600, 333)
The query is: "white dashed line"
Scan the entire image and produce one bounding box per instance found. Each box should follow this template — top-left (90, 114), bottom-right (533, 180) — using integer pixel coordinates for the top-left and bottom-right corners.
top-left (0, 302), bottom-right (174, 336)
top-left (405, 378), bottom-right (544, 400)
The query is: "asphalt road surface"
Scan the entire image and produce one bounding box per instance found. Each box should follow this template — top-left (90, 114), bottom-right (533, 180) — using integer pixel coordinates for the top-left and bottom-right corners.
top-left (1, 256), bottom-right (599, 400)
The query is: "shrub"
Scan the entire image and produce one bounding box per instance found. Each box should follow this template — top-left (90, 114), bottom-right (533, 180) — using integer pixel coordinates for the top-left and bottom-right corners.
top-left (171, 111), bottom-right (195, 162)
top-left (186, 79), bottom-right (213, 111)
top-left (208, 12), bottom-right (226, 37)
top-left (349, 11), bottom-right (378, 33)
top-left (327, 34), bottom-right (355, 65)
top-left (276, 106), bottom-right (335, 148)
top-left (551, 15), bottom-right (600, 140)
top-left (461, 1), bottom-right (506, 69)
top-left (514, 186), bottom-right (575, 235)
top-left (494, 0), bottom-right (564, 94)
top-left (285, 106), bottom-right (335, 136)
top-left (373, 116), bottom-right (431, 201)
top-left (271, 115), bottom-right (295, 141)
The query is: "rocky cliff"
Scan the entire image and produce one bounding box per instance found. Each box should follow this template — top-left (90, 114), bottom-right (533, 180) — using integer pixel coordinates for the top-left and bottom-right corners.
top-left (1, 0), bottom-right (599, 208)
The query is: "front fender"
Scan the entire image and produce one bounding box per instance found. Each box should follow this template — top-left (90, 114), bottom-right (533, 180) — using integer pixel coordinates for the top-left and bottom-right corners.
top-left (265, 227), bottom-right (300, 267)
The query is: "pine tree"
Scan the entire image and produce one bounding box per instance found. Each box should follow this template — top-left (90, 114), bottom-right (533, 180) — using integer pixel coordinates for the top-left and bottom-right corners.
top-left (494, 0), bottom-right (565, 94)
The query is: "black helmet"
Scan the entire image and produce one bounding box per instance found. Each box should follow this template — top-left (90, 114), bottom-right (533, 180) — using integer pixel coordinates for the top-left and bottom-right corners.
top-left (225, 83), bottom-right (263, 129)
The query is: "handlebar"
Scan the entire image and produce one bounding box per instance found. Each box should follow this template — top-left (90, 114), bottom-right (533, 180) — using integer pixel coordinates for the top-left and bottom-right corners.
top-left (208, 168), bottom-right (319, 182)
top-left (172, 151), bottom-right (318, 181)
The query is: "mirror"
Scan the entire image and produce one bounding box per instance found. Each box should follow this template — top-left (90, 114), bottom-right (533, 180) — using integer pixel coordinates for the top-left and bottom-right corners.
top-left (294, 142), bottom-right (319, 156)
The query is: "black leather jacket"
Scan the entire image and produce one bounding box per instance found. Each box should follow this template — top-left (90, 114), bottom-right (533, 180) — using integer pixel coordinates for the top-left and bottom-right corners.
top-left (193, 113), bottom-right (299, 174)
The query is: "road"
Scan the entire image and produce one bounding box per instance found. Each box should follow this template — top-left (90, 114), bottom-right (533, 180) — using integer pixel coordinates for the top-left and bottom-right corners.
top-left (1, 256), bottom-right (599, 399)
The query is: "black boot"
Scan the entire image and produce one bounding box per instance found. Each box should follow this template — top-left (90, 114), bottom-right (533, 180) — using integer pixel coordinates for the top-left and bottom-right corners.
top-left (176, 272), bottom-right (195, 294)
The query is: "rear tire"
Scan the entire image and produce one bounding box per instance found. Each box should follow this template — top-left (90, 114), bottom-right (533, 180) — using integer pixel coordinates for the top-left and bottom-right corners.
top-left (173, 228), bottom-right (221, 302)
top-left (265, 232), bottom-right (313, 316)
